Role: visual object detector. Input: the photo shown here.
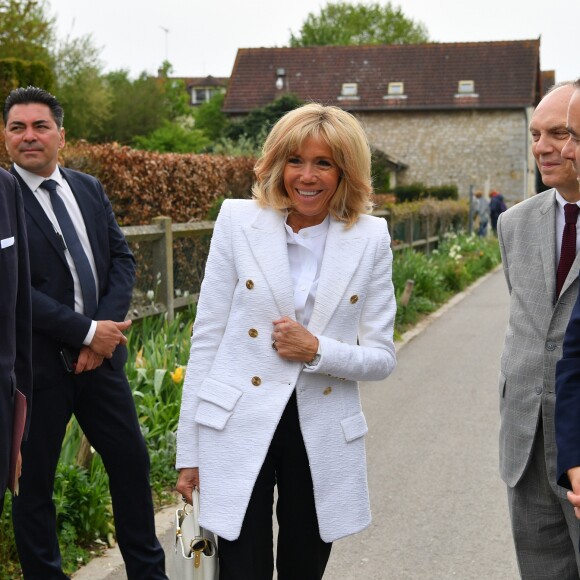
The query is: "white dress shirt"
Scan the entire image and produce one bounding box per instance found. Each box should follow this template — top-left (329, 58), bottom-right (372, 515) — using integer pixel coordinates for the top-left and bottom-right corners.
top-left (284, 214), bottom-right (329, 366)
top-left (14, 164), bottom-right (98, 344)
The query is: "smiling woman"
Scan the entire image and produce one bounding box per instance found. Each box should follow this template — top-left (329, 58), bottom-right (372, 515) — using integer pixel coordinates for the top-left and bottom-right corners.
top-left (283, 136), bottom-right (341, 232)
top-left (175, 102), bottom-right (397, 580)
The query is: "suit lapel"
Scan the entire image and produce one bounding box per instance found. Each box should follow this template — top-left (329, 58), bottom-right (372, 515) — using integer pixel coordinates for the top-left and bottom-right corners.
top-left (59, 168), bottom-right (100, 259)
top-left (308, 219), bottom-right (368, 336)
top-left (243, 208), bottom-right (296, 318)
top-left (11, 167), bottom-right (69, 267)
top-left (538, 191), bottom-right (557, 301)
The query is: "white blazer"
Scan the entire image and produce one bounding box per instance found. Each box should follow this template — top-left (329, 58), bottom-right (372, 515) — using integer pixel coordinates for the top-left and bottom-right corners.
top-left (176, 199), bottom-right (397, 542)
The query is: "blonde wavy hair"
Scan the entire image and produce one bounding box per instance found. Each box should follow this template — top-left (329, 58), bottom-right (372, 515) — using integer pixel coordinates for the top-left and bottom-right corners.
top-left (252, 103), bottom-right (374, 228)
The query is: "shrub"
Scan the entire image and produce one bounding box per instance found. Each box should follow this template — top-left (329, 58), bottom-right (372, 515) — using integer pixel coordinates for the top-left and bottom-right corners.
top-left (394, 182), bottom-right (425, 202)
top-left (427, 185), bottom-right (459, 200)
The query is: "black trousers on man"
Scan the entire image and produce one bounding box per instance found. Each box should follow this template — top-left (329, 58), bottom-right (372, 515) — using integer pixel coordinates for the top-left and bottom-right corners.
top-left (12, 364), bottom-right (166, 580)
top-left (218, 391), bottom-right (332, 580)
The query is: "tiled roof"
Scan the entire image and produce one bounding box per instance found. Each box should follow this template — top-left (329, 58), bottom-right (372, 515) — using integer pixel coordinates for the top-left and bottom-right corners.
top-left (176, 76), bottom-right (229, 89)
top-left (223, 40), bottom-right (541, 113)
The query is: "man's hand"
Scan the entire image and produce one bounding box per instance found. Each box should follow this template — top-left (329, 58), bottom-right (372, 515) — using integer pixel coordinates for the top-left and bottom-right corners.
top-left (89, 320), bottom-right (132, 358)
top-left (176, 467), bottom-right (200, 504)
top-left (75, 345), bottom-right (104, 374)
top-left (567, 466), bottom-right (580, 519)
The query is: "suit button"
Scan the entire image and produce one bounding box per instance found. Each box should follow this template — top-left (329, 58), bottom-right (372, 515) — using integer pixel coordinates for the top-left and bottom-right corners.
top-left (248, 328), bottom-right (258, 338)
top-left (546, 341), bottom-right (557, 351)
top-left (350, 295), bottom-right (359, 304)
top-left (323, 386), bottom-right (332, 395)
top-left (246, 280), bottom-right (254, 289)
top-left (251, 376), bottom-right (261, 386)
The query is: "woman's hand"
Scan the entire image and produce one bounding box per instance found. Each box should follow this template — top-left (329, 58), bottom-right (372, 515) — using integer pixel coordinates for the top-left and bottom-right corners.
top-left (176, 467), bottom-right (199, 504)
top-left (272, 316), bottom-right (318, 362)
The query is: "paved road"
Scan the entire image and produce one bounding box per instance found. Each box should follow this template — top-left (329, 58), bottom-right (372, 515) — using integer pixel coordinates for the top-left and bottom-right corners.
top-left (324, 267), bottom-right (518, 579)
top-left (74, 267), bottom-right (519, 580)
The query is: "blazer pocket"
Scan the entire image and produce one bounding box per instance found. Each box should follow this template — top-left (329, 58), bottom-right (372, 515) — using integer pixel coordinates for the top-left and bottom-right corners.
top-left (341, 411), bottom-right (368, 442)
top-left (498, 372), bottom-right (507, 398)
top-left (194, 378), bottom-right (242, 431)
top-left (1, 236), bottom-right (15, 249)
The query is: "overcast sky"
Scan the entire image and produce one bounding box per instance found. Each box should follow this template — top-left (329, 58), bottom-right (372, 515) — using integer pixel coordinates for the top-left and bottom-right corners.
top-left (48, 0), bottom-right (578, 83)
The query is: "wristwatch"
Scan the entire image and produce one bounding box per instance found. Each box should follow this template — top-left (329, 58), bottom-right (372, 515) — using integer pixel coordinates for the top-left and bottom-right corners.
top-left (306, 339), bottom-right (321, 367)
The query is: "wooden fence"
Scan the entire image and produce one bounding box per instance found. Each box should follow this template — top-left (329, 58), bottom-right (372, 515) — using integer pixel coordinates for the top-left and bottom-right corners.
top-left (122, 211), bottom-right (442, 321)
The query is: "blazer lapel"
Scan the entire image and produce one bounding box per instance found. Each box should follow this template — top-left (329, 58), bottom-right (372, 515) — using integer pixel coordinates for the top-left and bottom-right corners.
top-left (538, 191), bottom-right (557, 301)
top-left (59, 168), bottom-right (100, 258)
top-left (243, 208), bottom-right (296, 318)
top-left (11, 168), bottom-right (69, 267)
top-left (308, 219), bottom-right (368, 336)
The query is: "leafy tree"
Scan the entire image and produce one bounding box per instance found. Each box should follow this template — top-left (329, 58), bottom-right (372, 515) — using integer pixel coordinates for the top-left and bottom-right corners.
top-left (194, 92), bottom-right (226, 142)
top-left (0, 0), bottom-right (55, 65)
top-left (96, 70), bottom-right (165, 144)
top-left (133, 120), bottom-right (209, 153)
top-left (289, 1), bottom-right (429, 47)
top-left (224, 94), bottom-right (303, 143)
top-left (0, 58), bottom-right (55, 104)
top-left (157, 60), bottom-right (190, 121)
top-left (55, 34), bottom-right (111, 141)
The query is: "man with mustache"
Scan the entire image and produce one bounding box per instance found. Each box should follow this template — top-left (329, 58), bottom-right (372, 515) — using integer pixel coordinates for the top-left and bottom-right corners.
top-left (3, 86), bottom-right (166, 579)
top-left (497, 81), bottom-right (580, 579)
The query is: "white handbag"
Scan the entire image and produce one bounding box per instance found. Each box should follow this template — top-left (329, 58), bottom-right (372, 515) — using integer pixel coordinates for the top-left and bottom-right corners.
top-left (173, 489), bottom-right (219, 580)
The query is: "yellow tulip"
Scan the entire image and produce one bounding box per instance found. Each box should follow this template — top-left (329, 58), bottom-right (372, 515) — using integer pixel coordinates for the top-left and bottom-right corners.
top-left (135, 347), bottom-right (146, 368)
top-left (170, 366), bottom-right (184, 384)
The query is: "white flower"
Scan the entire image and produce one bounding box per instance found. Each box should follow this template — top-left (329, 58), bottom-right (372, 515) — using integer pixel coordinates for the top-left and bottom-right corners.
top-left (147, 290), bottom-right (154, 301)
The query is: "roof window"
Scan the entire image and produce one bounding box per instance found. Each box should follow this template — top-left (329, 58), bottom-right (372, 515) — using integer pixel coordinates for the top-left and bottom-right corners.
top-left (338, 83), bottom-right (360, 100)
top-left (457, 80), bottom-right (475, 94)
top-left (383, 81), bottom-right (408, 101)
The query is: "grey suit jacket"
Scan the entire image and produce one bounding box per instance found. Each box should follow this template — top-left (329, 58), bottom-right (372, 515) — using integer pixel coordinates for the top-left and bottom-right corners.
top-left (498, 188), bottom-right (580, 493)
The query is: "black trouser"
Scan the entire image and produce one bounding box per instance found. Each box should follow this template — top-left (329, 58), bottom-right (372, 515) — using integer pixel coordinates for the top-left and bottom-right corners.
top-left (218, 391), bottom-right (332, 580)
top-left (12, 364), bottom-right (166, 580)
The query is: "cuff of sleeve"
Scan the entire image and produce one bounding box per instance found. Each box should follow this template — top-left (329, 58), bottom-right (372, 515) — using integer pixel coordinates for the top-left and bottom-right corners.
top-left (303, 336), bottom-right (322, 369)
top-left (83, 320), bottom-right (97, 346)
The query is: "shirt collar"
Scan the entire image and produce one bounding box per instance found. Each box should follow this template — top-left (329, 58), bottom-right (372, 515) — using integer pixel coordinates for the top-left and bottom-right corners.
top-left (284, 213), bottom-right (330, 240)
top-left (13, 164), bottom-right (63, 194)
top-left (555, 189), bottom-right (580, 209)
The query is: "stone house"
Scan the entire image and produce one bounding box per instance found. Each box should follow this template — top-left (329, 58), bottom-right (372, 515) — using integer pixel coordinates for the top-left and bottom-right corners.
top-left (222, 40), bottom-right (544, 203)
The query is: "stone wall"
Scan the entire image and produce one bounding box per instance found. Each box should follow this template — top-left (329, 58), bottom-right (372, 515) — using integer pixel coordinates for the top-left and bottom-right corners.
top-left (358, 108), bottom-right (536, 204)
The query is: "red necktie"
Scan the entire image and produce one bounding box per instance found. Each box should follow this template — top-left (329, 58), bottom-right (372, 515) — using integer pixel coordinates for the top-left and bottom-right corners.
top-left (557, 203), bottom-right (580, 297)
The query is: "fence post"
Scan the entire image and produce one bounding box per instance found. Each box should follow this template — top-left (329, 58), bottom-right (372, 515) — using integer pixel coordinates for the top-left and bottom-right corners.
top-left (405, 216), bottom-right (413, 248)
top-left (152, 216), bottom-right (175, 322)
top-left (468, 184), bottom-right (474, 235)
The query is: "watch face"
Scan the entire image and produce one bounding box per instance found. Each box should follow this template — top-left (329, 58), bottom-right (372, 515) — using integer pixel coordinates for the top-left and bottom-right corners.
top-left (309, 354), bottom-right (321, 366)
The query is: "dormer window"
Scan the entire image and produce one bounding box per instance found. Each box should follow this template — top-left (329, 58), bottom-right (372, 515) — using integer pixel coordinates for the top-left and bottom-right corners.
top-left (383, 81), bottom-right (408, 101)
top-left (388, 82), bottom-right (404, 96)
top-left (457, 80), bottom-right (475, 94)
top-left (454, 80), bottom-right (479, 100)
top-left (341, 83), bottom-right (358, 97)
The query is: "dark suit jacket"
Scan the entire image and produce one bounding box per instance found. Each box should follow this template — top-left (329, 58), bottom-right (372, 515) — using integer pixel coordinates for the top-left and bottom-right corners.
top-left (11, 166), bottom-right (135, 389)
top-left (556, 272), bottom-right (580, 488)
top-left (0, 168), bottom-right (32, 492)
